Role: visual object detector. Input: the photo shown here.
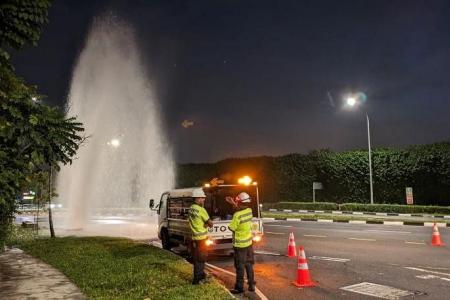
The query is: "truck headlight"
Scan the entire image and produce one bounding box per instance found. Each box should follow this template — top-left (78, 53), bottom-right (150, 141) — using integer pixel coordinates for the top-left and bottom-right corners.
top-left (253, 235), bottom-right (262, 242)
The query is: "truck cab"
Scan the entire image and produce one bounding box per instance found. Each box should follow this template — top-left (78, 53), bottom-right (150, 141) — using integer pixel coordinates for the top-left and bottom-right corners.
top-left (150, 183), bottom-right (264, 252)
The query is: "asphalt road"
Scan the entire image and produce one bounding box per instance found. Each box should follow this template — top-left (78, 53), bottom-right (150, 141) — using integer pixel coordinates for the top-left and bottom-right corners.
top-left (208, 221), bottom-right (450, 300)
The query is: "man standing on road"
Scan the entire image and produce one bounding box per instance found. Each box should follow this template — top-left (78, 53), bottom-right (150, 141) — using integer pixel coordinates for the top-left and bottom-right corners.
top-left (189, 188), bottom-right (213, 285)
top-left (226, 192), bottom-right (256, 294)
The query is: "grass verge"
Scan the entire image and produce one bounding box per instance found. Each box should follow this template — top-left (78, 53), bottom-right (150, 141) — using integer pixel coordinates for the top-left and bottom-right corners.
top-left (16, 236), bottom-right (232, 300)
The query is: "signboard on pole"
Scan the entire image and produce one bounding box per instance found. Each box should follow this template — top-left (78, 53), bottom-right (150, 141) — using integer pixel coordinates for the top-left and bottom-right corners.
top-left (313, 182), bottom-right (323, 203)
top-left (406, 187), bottom-right (413, 205)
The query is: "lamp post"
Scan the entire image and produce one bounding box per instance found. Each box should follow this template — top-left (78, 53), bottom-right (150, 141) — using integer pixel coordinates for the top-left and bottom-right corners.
top-left (346, 96), bottom-right (374, 205)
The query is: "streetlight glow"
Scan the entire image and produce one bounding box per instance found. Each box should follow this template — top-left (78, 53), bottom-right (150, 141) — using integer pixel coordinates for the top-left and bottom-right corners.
top-left (346, 97), bottom-right (356, 107)
top-left (108, 138), bottom-right (120, 148)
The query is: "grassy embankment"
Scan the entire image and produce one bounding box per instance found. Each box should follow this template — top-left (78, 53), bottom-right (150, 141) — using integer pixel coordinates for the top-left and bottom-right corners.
top-left (15, 235), bottom-right (232, 300)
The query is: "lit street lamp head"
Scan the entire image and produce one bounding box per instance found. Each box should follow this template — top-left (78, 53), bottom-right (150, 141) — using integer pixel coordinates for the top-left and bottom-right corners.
top-left (346, 97), bottom-right (356, 107)
top-left (107, 138), bottom-right (121, 148)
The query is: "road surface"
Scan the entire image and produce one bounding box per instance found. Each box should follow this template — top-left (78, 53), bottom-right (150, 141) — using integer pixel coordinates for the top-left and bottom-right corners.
top-left (208, 221), bottom-right (450, 300)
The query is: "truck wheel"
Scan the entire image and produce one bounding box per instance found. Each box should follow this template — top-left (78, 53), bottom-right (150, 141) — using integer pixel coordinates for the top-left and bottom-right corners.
top-left (161, 228), bottom-right (172, 250)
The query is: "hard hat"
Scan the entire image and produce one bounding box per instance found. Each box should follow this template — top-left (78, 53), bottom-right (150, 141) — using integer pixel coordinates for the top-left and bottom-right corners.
top-left (192, 188), bottom-right (206, 198)
top-left (236, 192), bottom-right (251, 203)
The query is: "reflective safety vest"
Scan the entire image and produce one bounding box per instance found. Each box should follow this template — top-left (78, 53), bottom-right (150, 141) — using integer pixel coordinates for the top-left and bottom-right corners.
top-left (188, 203), bottom-right (210, 240)
top-left (228, 207), bottom-right (253, 248)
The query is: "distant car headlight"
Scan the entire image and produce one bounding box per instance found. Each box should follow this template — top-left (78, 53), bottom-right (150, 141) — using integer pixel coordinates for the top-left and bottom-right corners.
top-left (205, 239), bottom-right (214, 246)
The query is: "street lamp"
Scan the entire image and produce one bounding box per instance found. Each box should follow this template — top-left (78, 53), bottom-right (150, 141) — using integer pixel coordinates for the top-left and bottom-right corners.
top-left (345, 94), bottom-right (374, 205)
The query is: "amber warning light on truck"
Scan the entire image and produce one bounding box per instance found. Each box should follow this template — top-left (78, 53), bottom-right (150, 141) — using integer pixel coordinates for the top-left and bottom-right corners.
top-left (238, 176), bottom-right (253, 185)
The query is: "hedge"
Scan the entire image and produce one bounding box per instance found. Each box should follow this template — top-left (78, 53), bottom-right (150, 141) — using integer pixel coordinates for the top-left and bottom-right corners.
top-left (263, 202), bottom-right (450, 215)
top-left (177, 142), bottom-right (450, 206)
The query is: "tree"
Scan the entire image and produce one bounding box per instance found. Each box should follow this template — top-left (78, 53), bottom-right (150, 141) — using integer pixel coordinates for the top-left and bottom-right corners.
top-left (1, 0), bottom-right (84, 246)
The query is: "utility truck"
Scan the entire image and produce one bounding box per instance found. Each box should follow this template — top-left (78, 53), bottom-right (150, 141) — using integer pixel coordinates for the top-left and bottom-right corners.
top-left (149, 178), bottom-right (264, 253)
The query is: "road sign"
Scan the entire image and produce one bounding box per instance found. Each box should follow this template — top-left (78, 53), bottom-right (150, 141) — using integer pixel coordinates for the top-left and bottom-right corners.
top-left (406, 187), bottom-right (413, 205)
top-left (313, 182), bottom-right (323, 190)
top-left (313, 182), bottom-right (323, 203)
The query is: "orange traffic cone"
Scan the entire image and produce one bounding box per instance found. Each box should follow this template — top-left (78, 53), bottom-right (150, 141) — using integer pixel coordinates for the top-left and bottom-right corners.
top-left (292, 246), bottom-right (316, 288)
top-left (431, 223), bottom-right (445, 246)
top-left (287, 232), bottom-right (297, 257)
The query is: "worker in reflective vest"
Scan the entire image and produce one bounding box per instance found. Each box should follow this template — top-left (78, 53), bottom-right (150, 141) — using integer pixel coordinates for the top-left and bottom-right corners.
top-left (226, 192), bottom-right (256, 294)
top-left (189, 188), bottom-right (213, 284)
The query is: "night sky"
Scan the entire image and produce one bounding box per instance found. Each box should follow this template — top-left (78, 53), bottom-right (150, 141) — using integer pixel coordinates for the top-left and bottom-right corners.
top-left (12, 0), bottom-right (450, 163)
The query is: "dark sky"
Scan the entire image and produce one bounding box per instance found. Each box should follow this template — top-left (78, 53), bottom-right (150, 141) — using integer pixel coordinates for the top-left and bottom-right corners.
top-left (12, 0), bottom-right (450, 163)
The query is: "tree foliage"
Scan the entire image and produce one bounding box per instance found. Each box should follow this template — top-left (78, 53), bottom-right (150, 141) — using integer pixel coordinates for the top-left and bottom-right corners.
top-left (1, 0), bottom-right (84, 246)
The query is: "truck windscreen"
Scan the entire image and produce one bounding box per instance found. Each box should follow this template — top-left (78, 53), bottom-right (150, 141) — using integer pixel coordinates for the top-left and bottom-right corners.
top-left (204, 186), bottom-right (258, 221)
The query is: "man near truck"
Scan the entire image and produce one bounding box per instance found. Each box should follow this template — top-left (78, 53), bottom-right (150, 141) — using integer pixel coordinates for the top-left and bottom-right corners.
top-left (227, 192), bottom-right (256, 294)
top-left (188, 188), bottom-right (213, 285)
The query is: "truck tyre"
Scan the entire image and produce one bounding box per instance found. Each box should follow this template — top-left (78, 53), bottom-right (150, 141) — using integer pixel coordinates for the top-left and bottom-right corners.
top-left (161, 228), bottom-right (172, 250)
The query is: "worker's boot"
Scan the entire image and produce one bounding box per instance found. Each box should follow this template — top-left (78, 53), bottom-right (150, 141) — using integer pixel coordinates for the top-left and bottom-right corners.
top-left (229, 288), bottom-right (244, 294)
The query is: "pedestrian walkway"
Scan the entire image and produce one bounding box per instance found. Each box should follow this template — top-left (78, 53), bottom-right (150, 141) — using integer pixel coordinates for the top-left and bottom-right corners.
top-left (0, 248), bottom-right (85, 300)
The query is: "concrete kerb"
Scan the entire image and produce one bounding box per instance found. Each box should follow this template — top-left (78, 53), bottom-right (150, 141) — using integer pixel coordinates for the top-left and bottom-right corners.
top-left (262, 216), bottom-right (450, 227)
top-left (263, 209), bottom-right (450, 221)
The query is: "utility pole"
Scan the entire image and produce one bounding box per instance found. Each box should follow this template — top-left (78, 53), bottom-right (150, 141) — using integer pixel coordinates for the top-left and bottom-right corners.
top-left (367, 113), bottom-right (374, 205)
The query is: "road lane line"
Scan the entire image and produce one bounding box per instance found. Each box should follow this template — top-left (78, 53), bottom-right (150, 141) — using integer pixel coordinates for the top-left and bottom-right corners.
top-left (405, 267), bottom-right (450, 277)
top-left (405, 241), bottom-right (426, 245)
top-left (348, 238), bottom-right (376, 242)
top-left (206, 263), bottom-right (269, 300)
top-left (254, 250), bottom-right (283, 256)
top-left (366, 229), bottom-right (411, 234)
top-left (265, 231), bottom-right (286, 235)
top-left (310, 256), bottom-right (350, 262)
top-left (304, 234), bottom-right (327, 238)
top-left (264, 224), bottom-right (292, 228)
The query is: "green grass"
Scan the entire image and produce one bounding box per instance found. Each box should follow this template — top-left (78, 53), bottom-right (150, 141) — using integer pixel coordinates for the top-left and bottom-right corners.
top-left (17, 237), bottom-right (232, 300)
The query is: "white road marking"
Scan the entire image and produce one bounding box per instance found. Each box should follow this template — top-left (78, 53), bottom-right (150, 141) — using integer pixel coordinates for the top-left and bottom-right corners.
top-left (383, 221), bottom-right (404, 226)
top-left (340, 282), bottom-right (414, 299)
top-left (304, 234), bottom-right (327, 238)
top-left (349, 220), bottom-right (366, 224)
top-left (366, 229), bottom-right (411, 234)
top-left (348, 238), bottom-right (376, 242)
top-left (405, 241), bottom-right (426, 245)
top-left (254, 250), bottom-right (283, 256)
top-left (310, 256), bottom-right (350, 262)
top-left (416, 274), bottom-right (450, 283)
top-left (405, 267), bottom-right (450, 278)
top-left (264, 224), bottom-right (292, 228)
top-left (265, 231), bottom-right (286, 235)
top-left (206, 263), bottom-right (269, 300)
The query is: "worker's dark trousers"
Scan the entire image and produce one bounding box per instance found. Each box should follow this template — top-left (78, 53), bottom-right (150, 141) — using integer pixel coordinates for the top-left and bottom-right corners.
top-left (233, 245), bottom-right (255, 290)
top-left (192, 239), bottom-right (208, 283)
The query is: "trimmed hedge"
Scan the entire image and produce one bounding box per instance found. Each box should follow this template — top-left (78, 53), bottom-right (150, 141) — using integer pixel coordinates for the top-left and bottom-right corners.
top-left (263, 202), bottom-right (450, 215)
top-left (339, 203), bottom-right (450, 214)
top-left (264, 202), bottom-right (338, 211)
top-left (177, 142), bottom-right (450, 206)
